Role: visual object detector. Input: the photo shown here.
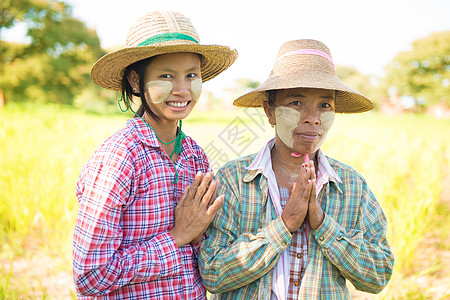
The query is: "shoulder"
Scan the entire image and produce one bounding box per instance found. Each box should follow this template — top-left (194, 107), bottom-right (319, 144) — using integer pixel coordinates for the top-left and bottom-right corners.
top-left (183, 135), bottom-right (207, 157)
top-left (85, 121), bottom-right (139, 168)
top-left (326, 156), bottom-right (368, 185)
top-left (217, 153), bottom-right (256, 178)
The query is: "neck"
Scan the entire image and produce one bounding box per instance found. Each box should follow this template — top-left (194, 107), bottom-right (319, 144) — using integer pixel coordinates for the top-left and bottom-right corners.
top-left (271, 135), bottom-right (312, 167)
top-left (143, 112), bottom-right (179, 143)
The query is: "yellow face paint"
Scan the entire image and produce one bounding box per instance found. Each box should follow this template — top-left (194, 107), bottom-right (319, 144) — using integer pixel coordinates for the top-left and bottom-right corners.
top-left (274, 107), bottom-right (335, 150)
top-left (145, 81), bottom-right (172, 104)
top-left (316, 111), bottom-right (335, 149)
top-left (190, 78), bottom-right (202, 101)
top-left (144, 79), bottom-right (202, 103)
top-left (275, 107), bottom-right (301, 148)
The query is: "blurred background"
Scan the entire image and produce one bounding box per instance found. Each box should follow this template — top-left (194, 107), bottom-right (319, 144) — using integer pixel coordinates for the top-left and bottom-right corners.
top-left (0, 0), bottom-right (449, 299)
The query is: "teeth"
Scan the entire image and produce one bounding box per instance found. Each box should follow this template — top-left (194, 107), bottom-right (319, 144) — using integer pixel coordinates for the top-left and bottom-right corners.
top-left (167, 101), bottom-right (188, 108)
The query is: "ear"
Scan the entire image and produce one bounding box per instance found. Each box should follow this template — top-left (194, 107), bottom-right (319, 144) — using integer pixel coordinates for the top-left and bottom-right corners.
top-left (263, 101), bottom-right (276, 126)
top-left (127, 70), bottom-right (140, 92)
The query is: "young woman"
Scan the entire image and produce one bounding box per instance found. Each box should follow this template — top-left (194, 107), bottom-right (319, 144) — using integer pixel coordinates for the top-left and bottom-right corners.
top-left (72, 11), bottom-right (237, 299)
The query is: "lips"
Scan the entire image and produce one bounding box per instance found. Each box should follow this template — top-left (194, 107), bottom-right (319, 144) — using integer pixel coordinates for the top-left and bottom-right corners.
top-left (295, 131), bottom-right (321, 141)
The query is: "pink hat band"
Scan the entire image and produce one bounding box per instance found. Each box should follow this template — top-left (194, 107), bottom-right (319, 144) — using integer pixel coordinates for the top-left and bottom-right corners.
top-left (275, 49), bottom-right (335, 70)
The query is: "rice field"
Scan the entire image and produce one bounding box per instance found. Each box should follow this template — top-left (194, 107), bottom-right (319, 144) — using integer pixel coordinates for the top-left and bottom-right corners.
top-left (0, 103), bottom-right (449, 299)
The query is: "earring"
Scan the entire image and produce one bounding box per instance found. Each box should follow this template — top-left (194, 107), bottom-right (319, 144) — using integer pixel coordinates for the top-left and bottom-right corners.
top-left (271, 124), bottom-right (275, 128)
top-left (133, 87), bottom-right (138, 93)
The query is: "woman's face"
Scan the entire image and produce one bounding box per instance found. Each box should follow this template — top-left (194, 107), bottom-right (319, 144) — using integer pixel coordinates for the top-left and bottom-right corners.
top-left (140, 52), bottom-right (202, 121)
top-left (264, 87), bottom-right (336, 154)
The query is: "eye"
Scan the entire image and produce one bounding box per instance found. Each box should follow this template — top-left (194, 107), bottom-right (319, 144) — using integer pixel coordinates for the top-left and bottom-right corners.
top-left (187, 73), bottom-right (198, 78)
top-left (291, 101), bottom-right (301, 106)
top-left (160, 74), bottom-right (172, 79)
top-left (321, 102), bottom-right (332, 108)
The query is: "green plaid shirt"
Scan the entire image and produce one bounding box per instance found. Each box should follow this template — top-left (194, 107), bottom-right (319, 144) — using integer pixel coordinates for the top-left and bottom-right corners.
top-left (199, 144), bottom-right (394, 299)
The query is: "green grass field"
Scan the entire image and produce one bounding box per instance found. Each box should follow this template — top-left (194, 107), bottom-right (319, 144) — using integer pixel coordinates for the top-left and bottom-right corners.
top-left (1, 103), bottom-right (449, 299)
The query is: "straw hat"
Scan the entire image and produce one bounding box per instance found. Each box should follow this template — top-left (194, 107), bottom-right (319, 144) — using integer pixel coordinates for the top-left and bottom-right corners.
top-left (91, 11), bottom-right (238, 91)
top-left (233, 39), bottom-right (373, 113)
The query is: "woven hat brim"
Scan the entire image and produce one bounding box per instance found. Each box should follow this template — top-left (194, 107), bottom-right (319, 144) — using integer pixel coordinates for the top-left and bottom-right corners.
top-left (233, 71), bottom-right (374, 113)
top-left (91, 44), bottom-right (237, 91)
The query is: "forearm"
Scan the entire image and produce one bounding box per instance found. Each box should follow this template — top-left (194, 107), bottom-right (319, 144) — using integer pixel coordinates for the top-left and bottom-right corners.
top-left (313, 214), bottom-right (394, 293)
top-left (199, 216), bottom-right (291, 293)
top-left (73, 232), bottom-right (181, 296)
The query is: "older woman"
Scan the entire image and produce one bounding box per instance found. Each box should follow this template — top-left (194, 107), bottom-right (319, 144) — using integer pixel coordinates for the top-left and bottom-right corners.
top-left (199, 39), bottom-right (394, 299)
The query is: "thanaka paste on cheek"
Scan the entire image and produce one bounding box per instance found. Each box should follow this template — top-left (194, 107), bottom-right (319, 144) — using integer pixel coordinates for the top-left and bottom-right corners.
top-left (315, 111), bottom-right (335, 149)
top-left (190, 78), bottom-right (202, 101)
top-left (274, 106), bottom-right (301, 148)
top-left (145, 81), bottom-right (172, 103)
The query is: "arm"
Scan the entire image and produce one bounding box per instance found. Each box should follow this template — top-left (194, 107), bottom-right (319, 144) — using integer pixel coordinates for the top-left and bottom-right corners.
top-left (198, 170), bottom-right (292, 293)
top-left (73, 160), bottom-right (182, 296)
top-left (312, 181), bottom-right (394, 293)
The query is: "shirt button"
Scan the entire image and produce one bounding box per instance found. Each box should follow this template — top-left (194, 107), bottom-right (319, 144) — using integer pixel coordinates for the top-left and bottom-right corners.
top-left (294, 281), bottom-right (299, 287)
top-left (319, 236), bottom-right (324, 241)
top-left (296, 253), bottom-right (303, 259)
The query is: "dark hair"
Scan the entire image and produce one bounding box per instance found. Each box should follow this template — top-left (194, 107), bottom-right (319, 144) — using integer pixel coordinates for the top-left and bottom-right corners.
top-left (266, 90), bottom-right (277, 107)
top-left (121, 57), bottom-right (159, 120)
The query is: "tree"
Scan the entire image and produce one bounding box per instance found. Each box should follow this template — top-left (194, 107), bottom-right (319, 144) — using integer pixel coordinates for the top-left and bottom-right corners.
top-left (0, 0), bottom-right (105, 104)
top-left (336, 65), bottom-right (386, 109)
top-left (384, 31), bottom-right (450, 106)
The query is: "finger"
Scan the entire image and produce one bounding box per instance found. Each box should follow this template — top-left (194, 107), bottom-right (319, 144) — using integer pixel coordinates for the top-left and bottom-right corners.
top-left (187, 171), bottom-right (204, 200)
top-left (194, 171), bottom-right (214, 204)
top-left (207, 194), bottom-right (224, 217)
top-left (302, 178), bottom-right (313, 202)
top-left (206, 179), bottom-right (221, 207)
top-left (302, 162), bottom-right (310, 181)
top-left (309, 179), bottom-right (317, 204)
top-left (200, 178), bottom-right (218, 207)
top-left (309, 161), bottom-right (316, 180)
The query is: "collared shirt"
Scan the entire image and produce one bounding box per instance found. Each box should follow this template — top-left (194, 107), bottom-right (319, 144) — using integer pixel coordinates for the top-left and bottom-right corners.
top-left (199, 139), bottom-right (394, 300)
top-left (73, 117), bottom-right (209, 299)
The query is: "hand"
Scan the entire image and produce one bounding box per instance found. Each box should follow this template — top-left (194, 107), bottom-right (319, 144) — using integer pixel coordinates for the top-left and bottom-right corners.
top-left (169, 172), bottom-right (224, 248)
top-left (305, 161), bottom-right (325, 230)
top-left (281, 163), bottom-right (312, 233)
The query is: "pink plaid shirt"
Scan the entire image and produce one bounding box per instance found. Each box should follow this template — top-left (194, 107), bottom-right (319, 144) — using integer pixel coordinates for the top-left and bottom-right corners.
top-left (73, 117), bottom-right (210, 299)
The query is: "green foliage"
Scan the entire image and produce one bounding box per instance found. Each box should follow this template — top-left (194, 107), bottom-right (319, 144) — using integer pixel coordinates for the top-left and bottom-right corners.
top-left (0, 0), bottom-right (105, 104)
top-left (0, 0), bottom-right (47, 32)
top-left (384, 31), bottom-right (450, 106)
top-left (336, 65), bottom-right (387, 108)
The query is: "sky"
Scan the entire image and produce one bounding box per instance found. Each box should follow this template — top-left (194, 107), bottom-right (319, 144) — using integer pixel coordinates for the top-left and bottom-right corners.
top-left (5, 0), bottom-right (450, 96)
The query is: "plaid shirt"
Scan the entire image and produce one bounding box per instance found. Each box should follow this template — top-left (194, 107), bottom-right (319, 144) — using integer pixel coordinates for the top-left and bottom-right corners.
top-left (73, 117), bottom-right (210, 299)
top-left (199, 139), bottom-right (394, 299)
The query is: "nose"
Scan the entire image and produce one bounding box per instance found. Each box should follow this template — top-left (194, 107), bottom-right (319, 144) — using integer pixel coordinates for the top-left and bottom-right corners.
top-left (302, 107), bottom-right (320, 125)
top-left (171, 78), bottom-right (190, 98)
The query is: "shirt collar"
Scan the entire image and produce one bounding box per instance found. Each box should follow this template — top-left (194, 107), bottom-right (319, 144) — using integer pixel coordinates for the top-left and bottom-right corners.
top-left (243, 139), bottom-right (342, 193)
top-left (316, 149), bottom-right (343, 193)
top-left (128, 117), bottom-right (198, 159)
top-left (243, 138), bottom-right (275, 183)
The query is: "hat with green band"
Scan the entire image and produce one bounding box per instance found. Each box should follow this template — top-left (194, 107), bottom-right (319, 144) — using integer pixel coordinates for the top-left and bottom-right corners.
top-left (91, 11), bottom-right (238, 90)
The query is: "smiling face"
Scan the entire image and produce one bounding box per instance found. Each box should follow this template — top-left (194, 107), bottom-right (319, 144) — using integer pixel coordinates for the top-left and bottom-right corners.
top-left (264, 87), bottom-right (336, 154)
top-left (134, 52), bottom-right (202, 122)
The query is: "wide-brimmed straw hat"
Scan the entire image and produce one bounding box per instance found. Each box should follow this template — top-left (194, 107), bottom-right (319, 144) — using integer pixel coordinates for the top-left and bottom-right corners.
top-left (233, 39), bottom-right (373, 113)
top-left (91, 11), bottom-right (238, 91)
